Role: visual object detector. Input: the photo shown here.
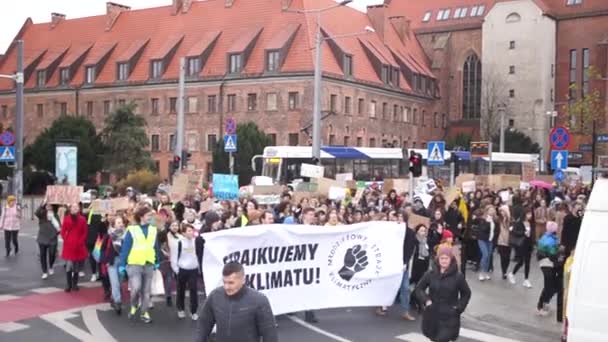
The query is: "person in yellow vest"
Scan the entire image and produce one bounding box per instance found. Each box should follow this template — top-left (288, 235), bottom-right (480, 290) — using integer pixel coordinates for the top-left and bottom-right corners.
top-left (118, 206), bottom-right (162, 324)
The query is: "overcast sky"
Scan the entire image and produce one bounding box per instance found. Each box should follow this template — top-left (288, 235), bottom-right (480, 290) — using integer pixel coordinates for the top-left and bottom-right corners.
top-left (0, 0), bottom-right (383, 53)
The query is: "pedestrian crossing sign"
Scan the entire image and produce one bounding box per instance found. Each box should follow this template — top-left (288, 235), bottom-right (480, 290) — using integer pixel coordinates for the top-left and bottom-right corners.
top-left (427, 141), bottom-right (445, 166)
top-left (0, 146), bottom-right (15, 162)
top-left (224, 134), bottom-right (237, 153)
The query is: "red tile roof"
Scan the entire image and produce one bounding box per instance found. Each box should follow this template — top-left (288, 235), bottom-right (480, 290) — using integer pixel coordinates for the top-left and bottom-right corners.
top-left (150, 34), bottom-right (184, 60)
top-left (0, 0), bottom-right (435, 97)
top-left (36, 46), bottom-right (69, 70)
top-left (58, 43), bottom-right (93, 68)
top-left (266, 23), bottom-right (301, 50)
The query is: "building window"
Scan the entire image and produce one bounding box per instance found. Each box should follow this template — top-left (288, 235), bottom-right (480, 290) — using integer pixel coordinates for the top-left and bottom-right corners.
top-left (266, 51), bottom-right (280, 72)
top-left (117, 63), bottom-right (129, 81)
top-left (227, 94), bottom-right (236, 112)
top-left (151, 134), bottom-right (160, 152)
top-left (267, 133), bottom-right (277, 145)
top-left (151, 60), bottom-right (163, 79)
top-left (266, 93), bottom-right (278, 111)
top-left (151, 98), bottom-right (159, 115)
top-left (343, 55), bottom-right (353, 76)
top-left (104, 101), bottom-right (111, 115)
top-left (442, 113), bottom-right (447, 128)
top-left (37, 70), bottom-right (46, 87)
top-left (358, 98), bottom-right (364, 115)
top-left (59, 102), bottom-right (67, 115)
top-left (168, 134), bottom-right (176, 151)
top-left (369, 101), bottom-right (377, 118)
top-left (85, 66), bottom-right (95, 84)
top-left (169, 97), bottom-right (177, 113)
top-left (551, 89), bottom-right (554, 102)
top-left (462, 54), bottom-right (482, 119)
top-left (582, 48), bottom-right (590, 96)
top-left (509, 65), bottom-right (515, 74)
top-left (330, 94), bottom-right (337, 112)
top-left (60, 68), bottom-right (70, 85)
top-left (36, 104), bottom-right (44, 118)
top-left (86, 101), bottom-right (93, 116)
top-left (356, 137), bottom-right (362, 147)
top-left (1, 105), bottom-right (6, 119)
top-left (413, 108), bottom-right (418, 124)
top-left (509, 41), bottom-right (516, 50)
top-left (118, 99), bottom-right (126, 107)
top-left (436, 9), bottom-right (450, 20)
top-left (569, 49), bottom-right (577, 100)
top-left (454, 7), bottom-right (468, 18)
top-left (403, 107), bottom-right (409, 122)
top-left (509, 89), bottom-right (515, 98)
top-left (566, 0), bottom-right (582, 5)
top-left (186, 57), bottom-right (201, 76)
top-left (229, 54), bottom-right (242, 73)
top-left (187, 96), bottom-right (198, 113)
top-left (369, 138), bottom-right (376, 147)
top-left (422, 110), bottom-right (426, 126)
top-left (422, 11), bottom-right (432, 22)
top-left (471, 5), bottom-right (485, 16)
top-left (393, 105), bottom-right (398, 122)
top-left (328, 134), bottom-right (335, 145)
top-left (187, 133), bottom-right (198, 152)
top-left (207, 95), bottom-right (217, 113)
top-left (508, 119), bottom-right (514, 127)
top-left (433, 112), bottom-right (439, 128)
top-left (345, 96), bottom-right (352, 115)
top-left (247, 93), bottom-right (257, 111)
top-left (207, 134), bottom-right (217, 152)
top-left (288, 133), bottom-right (299, 146)
top-left (288, 92), bottom-right (299, 110)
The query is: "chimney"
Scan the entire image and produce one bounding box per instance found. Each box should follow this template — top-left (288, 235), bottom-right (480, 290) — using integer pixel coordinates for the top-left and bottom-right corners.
top-left (51, 13), bottom-right (66, 29)
top-left (172, 0), bottom-right (183, 15)
top-left (106, 2), bottom-right (130, 31)
top-left (182, 0), bottom-right (193, 13)
top-left (281, 0), bottom-right (293, 11)
top-left (366, 5), bottom-right (386, 42)
top-left (389, 16), bottom-right (410, 43)
top-left (225, 0), bottom-right (234, 8)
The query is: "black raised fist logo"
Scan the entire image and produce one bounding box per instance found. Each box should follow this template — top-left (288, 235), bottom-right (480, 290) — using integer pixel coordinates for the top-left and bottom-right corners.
top-left (338, 244), bottom-right (368, 281)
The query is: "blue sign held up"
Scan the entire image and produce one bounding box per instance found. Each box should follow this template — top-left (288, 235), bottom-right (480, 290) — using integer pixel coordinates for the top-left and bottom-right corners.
top-left (551, 150), bottom-right (568, 170)
top-left (224, 134), bottom-right (237, 153)
top-left (427, 141), bottom-right (445, 166)
top-left (212, 173), bottom-right (239, 200)
top-left (0, 146), bottom-right (15, 162)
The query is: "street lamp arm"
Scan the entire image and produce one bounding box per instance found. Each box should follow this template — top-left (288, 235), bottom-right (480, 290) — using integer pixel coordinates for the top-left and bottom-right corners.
top-left (322, 29), bottom-right (374, 41)
top-left (285, 0), bottom-right (352, 14)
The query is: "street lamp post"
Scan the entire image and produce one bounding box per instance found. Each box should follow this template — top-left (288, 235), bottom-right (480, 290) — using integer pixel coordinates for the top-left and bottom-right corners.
top-left (286, 0), bottom-right (375, 164)
top-left (498, 105), bottom-right (506, 153)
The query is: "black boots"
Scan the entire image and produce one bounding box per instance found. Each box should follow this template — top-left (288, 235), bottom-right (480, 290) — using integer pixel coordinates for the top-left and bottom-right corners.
top-left (111, 302), bottom-right (122, 315)
top-left (65, 271), bottom-right (73, 292)
top-left (72, 271), bottom-right (79, 291)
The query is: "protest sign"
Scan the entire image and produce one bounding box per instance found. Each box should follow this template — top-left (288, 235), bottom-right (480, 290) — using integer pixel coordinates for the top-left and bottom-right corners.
top-left (328, 186), bottom-right (347, 200)
top-left (187, 169), bottom-right (205, 190)
top-left (252, 185), bottom-right (283, 196)
top-left (521, 163), bottom-right (536, 182)
top-left (295, 182), bottom-right (318, 192)
top-left (293, 191), bottom-right (315, 204)
top-left (382, 179), bottom-right (394, 194)
top-left (335, 173), bottom-right (353, 184)
top-left (408, 213), bottom-right (430, 229)
top-left (455, 174), bottom-right (475, 188)
top-left (46, 185), bottom-right (83, 205)
top-left (315, 177), bottom-right (341, 197)
top-left (301, 164), bottom-right (324, 178)
top-left (462, 181), bottom-right (476, 193)
top-left (212, 174), bottom-right (239, 200)
top-left (413, 193), bottom-right (432, 208)
top-left (90, 197), bottom-right (130, 214)
top-left (202, 222), bottom-right (405, 315)
top-left (199, 199), bottom-right (215, 213)
top-left (352, 188), bottom-right (364, 206)
top-left (253, 194), bottom-right (281, 205)
top-left (520, 181), bottom-right (530, 190)
top-left (170, 173), bottom-right (189, 201)
top-left (444, 187), bottom-right (460, 209)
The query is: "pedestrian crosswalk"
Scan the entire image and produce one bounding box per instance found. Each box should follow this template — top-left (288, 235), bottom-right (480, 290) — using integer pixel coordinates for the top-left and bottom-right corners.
top-left (396, 328), bottom-right (524, 342)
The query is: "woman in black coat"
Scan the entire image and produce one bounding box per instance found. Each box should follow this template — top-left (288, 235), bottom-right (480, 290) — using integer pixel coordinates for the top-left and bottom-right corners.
top-left (416, 244), bottom-right (472, 342)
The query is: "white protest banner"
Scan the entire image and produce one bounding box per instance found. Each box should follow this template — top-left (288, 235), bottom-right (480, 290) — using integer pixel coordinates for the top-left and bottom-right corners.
top-left (414, 193), bottom-right (432, 208)
top-left (328, 186), bottom-right (346, 200)
top-left (301, 163), bottom-right (324, 179)
top-left (202, 222), bottom-right (405, 315)
top-left (335, 173), bottom-right (353, 184)
top-left (462, 180), bottom-right (476, 193)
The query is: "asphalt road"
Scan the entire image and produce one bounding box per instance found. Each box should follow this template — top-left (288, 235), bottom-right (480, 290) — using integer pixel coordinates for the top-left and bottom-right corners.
top-left (0, 220), bottom-right (563, 342)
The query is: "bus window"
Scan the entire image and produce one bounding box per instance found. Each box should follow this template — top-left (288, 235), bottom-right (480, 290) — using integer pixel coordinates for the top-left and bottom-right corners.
top-left (262, 159), bottom-right (281, 181)
top-left (321, 159), bottom-right (337, 179)
top-left (336, 159), bottom-right (354, 175)
top-left (353, 160), bottom-right (370, 180)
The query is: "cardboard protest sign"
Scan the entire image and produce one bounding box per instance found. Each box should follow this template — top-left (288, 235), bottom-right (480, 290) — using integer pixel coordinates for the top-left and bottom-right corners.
top-left (521, 163), bottom-right (536, 182)
top-left (295, 182), bottom-right (318, 192)
top-left (462, 181), bottom-right (476, 193)
top-left (187, 170), bottom-right (205, 191)
top-left (534, 175), bottom-right (555, 184)
top-left (170, 173), bottom-right (189, 201)
top-left (408, 213), bottom-right (430, 229)
top-left (301, 164), bottom-right (324, 178)
top-left (444, 187), bottom-right (460, 210)
top-left (455, 174), bottom-right (475, 188)
top-left (253, 194), bottom-right (281, 205)
top-left (199, 198), bottom-right (215, 213)
top-left (487, 175), bottom-right (520, 191)
top-left (293, 191), bottom-right (315, 204)
top-left (112, 197), bottom-right (130, 212)
top-left (335, 173), bottom-right (353, 184)
top-left (474, 175), bottom-right (488, 188)
top-left (252, 185), bottom-right (283, 196)
top-left (314, 177), bottom-right (341, 197)
top-left (90, 197), bottom-right (130, 214)
top-left (46, 185), bottom-right (84, 205)
top-left (382, 179), bottom-right (395, 194)
top-left (352, 188), bottom-right (364, 206)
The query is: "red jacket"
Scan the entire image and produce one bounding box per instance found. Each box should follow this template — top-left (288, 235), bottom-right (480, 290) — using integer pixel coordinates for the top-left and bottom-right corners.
top-left (61, 214), bottom-right (89, 261)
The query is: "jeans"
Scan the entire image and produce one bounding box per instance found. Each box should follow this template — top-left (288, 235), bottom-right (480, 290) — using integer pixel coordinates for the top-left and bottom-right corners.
top-left (4, 230), bottom-right (18, 255)
top-left (176, 268), bottom-right (199, 314)
top-left (398, 269), bottom-right (410, 313)
top-left (107, 257), bottom-right (122, 304)
top-left (477, 240), bottom-right (493, 273)
top-left (39, 243), bottom-right (57, 273)
top-left (127, 264), bottom-right (154, 312)
top-left (538, 266), bottom-right (557, 310)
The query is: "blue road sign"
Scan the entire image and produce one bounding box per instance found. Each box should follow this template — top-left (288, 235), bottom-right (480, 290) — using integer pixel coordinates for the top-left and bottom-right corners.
top-left (427, 141), bottom-right (445, 166)
top-left (225, 118), bottom-right (237, 135)
top-left (0, 131), bottom-right (14, 146)
top-left (224, 134), bottom-right (237, 153)
top-left (551, 150), bottom-right (568, 170)
top-left (550, 126), bottom-right (570, 150)
top-left (554, 169), bottom-right (565, 183)
top-left (0, 146), bottom-right (15, 162)
top-left (597, 134), bottom-right (608, 143)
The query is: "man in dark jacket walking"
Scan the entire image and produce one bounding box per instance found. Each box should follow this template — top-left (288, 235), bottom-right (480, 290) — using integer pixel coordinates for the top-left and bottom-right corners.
top-left (196, 262), bottom-right (277, 342)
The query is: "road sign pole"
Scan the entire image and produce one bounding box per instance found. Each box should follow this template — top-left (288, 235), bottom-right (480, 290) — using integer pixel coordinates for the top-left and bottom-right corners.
top-left (176, 57), bottom-right (186, 169)
top-left (14, 40), bottom-right (24, 206)
top-left (489, 142), bottom-right (493, 175)
top-left (449, 162), bottom-right (455, 187)
top-left (229, 152), bottom-right (234, 175)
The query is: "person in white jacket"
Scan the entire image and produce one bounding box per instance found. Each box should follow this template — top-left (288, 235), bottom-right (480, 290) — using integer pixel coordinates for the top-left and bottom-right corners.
top-left (171, 223), bottom-right (200, 320)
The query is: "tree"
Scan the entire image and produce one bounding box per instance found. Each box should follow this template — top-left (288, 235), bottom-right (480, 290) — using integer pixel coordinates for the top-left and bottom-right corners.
top-left (101, 102), bottom-right (154, 178)
top-left (446, 133), bottom-right (472, 150)
top-left (491, 129), bottom-right (541, 154)
top-left (212, 122), bottom-right (272, 186)
top-left (480, 67), bottom-right (510, 140)
top-left (24, 115), bottom-right (105, 184)
top-left (563, 66), bottom-right (606, 136)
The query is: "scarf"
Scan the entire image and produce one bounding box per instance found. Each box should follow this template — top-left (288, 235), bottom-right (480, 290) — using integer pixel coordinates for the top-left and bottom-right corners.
top-left (416, 234), bottom-right (429, 259)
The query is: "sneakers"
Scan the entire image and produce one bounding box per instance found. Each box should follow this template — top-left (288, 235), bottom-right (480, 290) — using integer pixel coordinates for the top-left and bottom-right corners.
top-left (536, 308), bottom-right (549, 316)
top-left (141, 312), bottom-right (152, 324)
top-left (177, 311), bottom-right (186, 319)
top-left (523, 279), bottom-right (532, 288)
top-left (78, 271), bottom-right (85, 278)
top-left (128, 306), bottom-right (138, 320)
top-left (48, 269), bottom-right (55, 276)
top-left (90, 274), bottom-right (98, 282)
top-left (484, 274), bottom-right (491, 281)
top-left (478, 273), bottom-right (486, 281)
top-left (401, 312), bottom-right (416, 321)
top-left (191, 313), bottom-right (199, 321)
top-left (42, 273), bottom-right (48, 279)
top-left (507, 273), bottom-right (516, 285)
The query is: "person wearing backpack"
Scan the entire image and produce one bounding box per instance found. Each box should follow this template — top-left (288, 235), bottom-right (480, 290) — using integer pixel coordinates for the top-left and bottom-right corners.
top-left (171, 223), bottom-right (200, 320)
top-left (536, 221), bottom-right (559, 316)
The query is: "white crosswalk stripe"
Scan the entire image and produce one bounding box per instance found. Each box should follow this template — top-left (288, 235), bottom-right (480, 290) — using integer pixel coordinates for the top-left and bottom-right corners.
top-left (0, 322), bottom-right (29, 333)
top-left (30, 287), bottom-right (63, 294)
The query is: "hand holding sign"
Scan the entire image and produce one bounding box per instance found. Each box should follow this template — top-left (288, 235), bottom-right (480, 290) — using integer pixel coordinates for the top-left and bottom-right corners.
top-left (339, 244), bottom-right (368, 281)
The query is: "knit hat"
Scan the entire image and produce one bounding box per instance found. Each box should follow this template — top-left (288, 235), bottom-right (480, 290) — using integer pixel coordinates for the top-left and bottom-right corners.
top-left (546, 221), bottom-right (558, 234)
top-left (436, 243), bottom-right (453, 258)
top-left (441, 229), bottom-right (454, 241)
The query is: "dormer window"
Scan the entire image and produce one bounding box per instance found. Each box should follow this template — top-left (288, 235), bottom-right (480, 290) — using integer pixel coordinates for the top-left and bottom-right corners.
top-left (566, 0), bottom-right (582, 5)
top-left (150, 60), bottom-right (163, 79)
top-left (229, 54), bottom-right (242, 73)
top-left (85, 66), bottom-right (96, 84)
top-left (117, 63), bottom-right (129, 81)
top-left (59, 68), bottom-right (70, 85)
top-left (37, 70), bottom-right (46, 87)
top-left (381, 65), bottom-right (389, 84)
top-left (343, 55), bottom-right (353, 77)
top-left (422, 11), bottom-right (432, 22)
top-left (186, 57), bottom-right (201, 76)
top-left (266, 50), bottom-right (280, 72)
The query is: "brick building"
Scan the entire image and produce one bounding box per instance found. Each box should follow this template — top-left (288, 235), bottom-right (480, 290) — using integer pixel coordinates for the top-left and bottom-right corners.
top-left (0, 0), bottom-right (443, 180)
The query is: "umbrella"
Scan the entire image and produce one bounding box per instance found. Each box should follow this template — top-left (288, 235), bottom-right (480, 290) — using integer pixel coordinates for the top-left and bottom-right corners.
top-left (530, 180), bottom-right (553, 189)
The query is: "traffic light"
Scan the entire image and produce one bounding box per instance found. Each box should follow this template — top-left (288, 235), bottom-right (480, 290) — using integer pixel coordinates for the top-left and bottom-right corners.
top-left (172, 155), bottom-right (181, 172)
top-left (409, 152), bottom-right (422, 178)
top-left (181, 150), bottom-right (192, 168)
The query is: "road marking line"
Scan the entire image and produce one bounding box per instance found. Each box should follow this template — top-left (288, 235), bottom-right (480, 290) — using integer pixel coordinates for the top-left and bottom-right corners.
top-left (0, 267), bottom-right (10, 272)
top-left (82, 306), bottom-right (118, 341)
top-left (40, 303), bottom-right (113, 342)
top-left (78, 282), bottom-right (101, 288)
top-left (30, 287), bottom-right (63, 294)
top-left (0, 295), bottom-right (20, 302)
top-left (460, 328), bottom-right (524, 342)
top-left (395, 332), bottom-right (428, 342)
top-left (0, 322), bottom-right (29, 333)
top-left (287, 315), bottom-right (353, 342)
